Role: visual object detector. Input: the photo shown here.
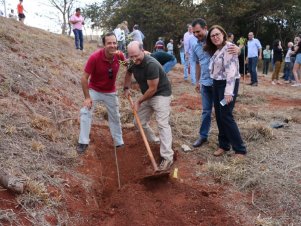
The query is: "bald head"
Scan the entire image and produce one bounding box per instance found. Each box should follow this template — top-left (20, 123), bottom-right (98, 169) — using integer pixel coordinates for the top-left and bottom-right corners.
top-left (127, 41), bottom-right (144, 65)
top-left (128, 41), bottom-right (143, 51)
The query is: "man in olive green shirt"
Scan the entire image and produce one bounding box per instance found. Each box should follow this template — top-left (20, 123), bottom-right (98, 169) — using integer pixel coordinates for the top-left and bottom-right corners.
top-left (123, 41), bottom-right (174, 171)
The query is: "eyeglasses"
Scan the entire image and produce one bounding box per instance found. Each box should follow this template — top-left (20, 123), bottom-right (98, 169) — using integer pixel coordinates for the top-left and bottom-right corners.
top-left (210, 32), bottom-right (221, 39)
top-left (108, 68), bottom-right (113, 79)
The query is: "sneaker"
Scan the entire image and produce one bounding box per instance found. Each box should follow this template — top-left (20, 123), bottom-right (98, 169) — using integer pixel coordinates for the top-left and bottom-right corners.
top-left (159, 159), bottom-right (173, 171)
top-left (77, 143), bottom-right (88, 154)
top-left (251, 82), bottom-right (258, 86)
top-left (291, 83), bottom-right (301, 87)
top-left (271, 81), bottom-right (276, 85)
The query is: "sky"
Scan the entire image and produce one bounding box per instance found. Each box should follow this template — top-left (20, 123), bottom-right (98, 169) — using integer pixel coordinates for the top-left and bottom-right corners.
top-left (2, 0), bottom-right (97, 34)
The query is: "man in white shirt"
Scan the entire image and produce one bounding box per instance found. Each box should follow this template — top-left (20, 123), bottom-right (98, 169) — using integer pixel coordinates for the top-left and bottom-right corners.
top-left (167, 39), bottom-right (174, 55)
top-left (183, 24), bottom-right (194, 82)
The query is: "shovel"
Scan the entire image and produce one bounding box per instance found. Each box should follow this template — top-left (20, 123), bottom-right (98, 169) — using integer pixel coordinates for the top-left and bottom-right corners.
top-left (127, 95), bottom-right (170, 179)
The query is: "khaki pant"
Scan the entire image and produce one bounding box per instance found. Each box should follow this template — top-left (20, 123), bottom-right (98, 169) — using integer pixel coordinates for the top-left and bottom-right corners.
top-left (272, 61), bottom-right (282, 81)
top-left (135, 95), bottom-right (174, 161)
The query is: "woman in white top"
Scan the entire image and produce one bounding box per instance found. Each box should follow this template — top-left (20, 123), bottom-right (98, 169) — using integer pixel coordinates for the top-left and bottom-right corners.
top-left (204, 25), bottom-right (246, 158)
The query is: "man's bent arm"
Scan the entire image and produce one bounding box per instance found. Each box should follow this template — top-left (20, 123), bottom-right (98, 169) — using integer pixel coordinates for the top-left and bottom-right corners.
top-left (138, 78), bottom-right (159, 104)
top-left (81, 72), bottom-right (90, 99)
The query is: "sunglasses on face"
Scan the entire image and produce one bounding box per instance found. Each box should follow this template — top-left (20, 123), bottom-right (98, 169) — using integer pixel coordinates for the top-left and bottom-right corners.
top-left (108, 68), bottom-right (113, 79)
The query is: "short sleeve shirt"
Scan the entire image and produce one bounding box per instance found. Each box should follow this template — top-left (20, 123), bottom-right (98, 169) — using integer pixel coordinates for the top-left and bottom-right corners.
top-left (70, 14), bottom-right (84, 30)
top-left (247, 38), bottom-right (262, 58)
top-left (85, 49), bottom-right (125, 93)
top-left (128, 54), bottom-right (171, 96)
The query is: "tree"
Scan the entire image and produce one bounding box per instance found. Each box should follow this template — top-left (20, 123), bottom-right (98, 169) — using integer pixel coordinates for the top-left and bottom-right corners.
top-left (48, 0), bottom-right (77, 35)
top-left (84, 0), bottom-right (199, 51)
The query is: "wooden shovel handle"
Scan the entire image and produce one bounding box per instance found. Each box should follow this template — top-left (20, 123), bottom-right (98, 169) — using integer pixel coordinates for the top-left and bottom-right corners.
top-left (128, 96), bottom-right (159, 172)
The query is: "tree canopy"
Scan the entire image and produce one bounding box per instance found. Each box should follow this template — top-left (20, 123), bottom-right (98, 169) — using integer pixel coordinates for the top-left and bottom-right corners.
top-left (84, 0), bottom-right (301, 51)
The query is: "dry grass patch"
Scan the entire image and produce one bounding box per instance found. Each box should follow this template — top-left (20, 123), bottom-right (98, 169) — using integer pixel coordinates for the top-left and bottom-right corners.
top-left (31, 140), bottom-right (45, 152)
top-left (240, 121), bottom-right (274, 143)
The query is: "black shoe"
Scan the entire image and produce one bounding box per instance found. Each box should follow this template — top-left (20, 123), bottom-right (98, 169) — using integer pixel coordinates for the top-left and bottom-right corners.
top-left (192, 138), bottom-right (208, 148)
top-left (251, 82), bottom-right (258, 86)
top-left (248, 82), bottom-right (254, 85)
top-left (116, 144), bottom-right (125, 148)
top-left (77, 143), bottom-right (88, 154)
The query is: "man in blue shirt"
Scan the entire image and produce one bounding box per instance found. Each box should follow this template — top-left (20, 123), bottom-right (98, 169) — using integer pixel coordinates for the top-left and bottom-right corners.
top-left (191, 18), bottom-right (213, 148)
top-left (247, 32), bottom-right (262, 86)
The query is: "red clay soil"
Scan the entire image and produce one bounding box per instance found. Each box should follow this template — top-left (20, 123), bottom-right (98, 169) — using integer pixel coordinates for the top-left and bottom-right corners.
top-left (0, 191), bottom-right (31, 225)
top-left (58, 124), bottom-right (249, 226)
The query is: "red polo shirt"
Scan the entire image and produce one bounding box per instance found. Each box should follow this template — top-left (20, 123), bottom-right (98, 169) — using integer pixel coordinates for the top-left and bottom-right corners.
top-left (84, 49), bottom-right (125, 93)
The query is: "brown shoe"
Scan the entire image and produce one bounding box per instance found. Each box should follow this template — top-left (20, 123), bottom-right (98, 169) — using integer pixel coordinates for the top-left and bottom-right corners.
top-left (234, 153), bottom-right (245, 159)
top-left (213, 148), bottom-right (225, 156)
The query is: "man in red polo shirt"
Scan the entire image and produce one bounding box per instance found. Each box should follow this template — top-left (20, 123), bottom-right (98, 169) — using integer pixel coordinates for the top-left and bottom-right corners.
top-left (77, 32), bottom-right (125, 154)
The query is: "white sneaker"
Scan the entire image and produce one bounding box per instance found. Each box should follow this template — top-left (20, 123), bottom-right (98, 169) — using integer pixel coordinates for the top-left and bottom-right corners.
top-left (159, 159), bottom-right (173, 171)
top-left (271, 81), bottom-right (276, 85)
top-left (291, 83), bottom-right (301, 87)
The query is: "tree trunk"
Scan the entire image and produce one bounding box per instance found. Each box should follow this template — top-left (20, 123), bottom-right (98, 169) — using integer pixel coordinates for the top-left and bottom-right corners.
top-left (0, 170), bottom-right (25, 194)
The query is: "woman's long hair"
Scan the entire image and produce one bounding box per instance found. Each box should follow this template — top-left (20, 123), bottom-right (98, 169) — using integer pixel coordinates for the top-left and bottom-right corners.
top-left (203, 25), bottom-right (227, 56)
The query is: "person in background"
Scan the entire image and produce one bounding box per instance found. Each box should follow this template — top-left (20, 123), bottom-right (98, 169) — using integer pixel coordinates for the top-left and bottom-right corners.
top-left (237, 37), bottom-right (248, 77)
top-left (167, 39), bottom-right (174, 55)
top-left (283, 42), bottom-right (293, 83)
top-left (114, 24), bottom-right (125, 52)
top-left (262, 45), bottom-right (271, 75)
top-left (9, 9), bottom-right (18, 20)
top-left (247, 32), bottom-right (262, 86)
top-left (154, 37), bottom-right (165, 52)
top-left (227, 32), bottom-right (234, 43)
top-left (187, 35), bottom-right (198, 85)
top-left (204, 25), bottom-right (246, 158)
top-left (128, 24), bottom-right (144, 45)
top-left (290, 36), bottom-right (300, 83)
top-left (271, 39), bottom-right (283, 85)
top-left (177, 38), bottom-right (185, 65)
top-left (291, 40), bottom-right (301, 87)
top-left (69, 8), bottom-right (85, 51)
top-left (77, 32), bottom-right (125, 154)
top-left (17, 0), bottom-right (26, 23)
top-left (183, 24), bottom-right (193, 81)
top-left (150, 51), bottom-right (177, 74)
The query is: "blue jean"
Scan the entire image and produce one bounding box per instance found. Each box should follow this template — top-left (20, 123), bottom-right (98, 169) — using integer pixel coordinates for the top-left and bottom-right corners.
top-left (213, 79), bottom-right (246, 154)
top-left (283, 62), bottom-right (293, 81)
top-left (184, 56), bottom-right (189, 79)
top-left (248, 57), bottom-right (258, 83)
top-left (163, 58), bottom-right (177, 73)
top-left (180, 52), bottom-right (185, 65)
top-left (198, 85), bottom-right (214, 139)
top-left (78, 89), bottom-right (124, 146)
top-left (73, 29), bottom-right (83, 50)
top-left (189, 57), bottom-right (196, 84)
top-left (262, 58), bottom-right (270, 74)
